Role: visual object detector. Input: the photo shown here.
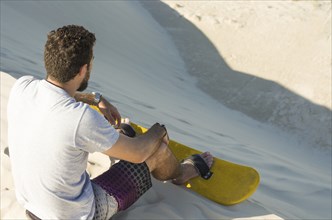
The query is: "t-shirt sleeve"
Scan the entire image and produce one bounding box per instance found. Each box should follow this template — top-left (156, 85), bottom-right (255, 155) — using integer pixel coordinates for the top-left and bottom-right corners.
top-left (75, 106), bottom-right (119, 153)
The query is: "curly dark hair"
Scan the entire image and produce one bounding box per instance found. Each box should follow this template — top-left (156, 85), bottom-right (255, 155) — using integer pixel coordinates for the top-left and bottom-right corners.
top-left (44, 25), bottom-right (96, 83)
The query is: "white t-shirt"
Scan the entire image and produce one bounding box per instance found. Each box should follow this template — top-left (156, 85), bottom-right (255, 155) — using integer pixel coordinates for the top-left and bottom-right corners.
top-left (7, 76), bottom-right (119, 219)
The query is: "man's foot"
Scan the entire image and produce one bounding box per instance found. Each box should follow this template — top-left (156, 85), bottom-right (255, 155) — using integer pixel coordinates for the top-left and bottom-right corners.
top-left (172, 152), bottom-right (213, 185)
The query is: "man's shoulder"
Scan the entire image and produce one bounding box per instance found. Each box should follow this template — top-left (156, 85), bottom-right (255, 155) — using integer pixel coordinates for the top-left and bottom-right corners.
top-left (16, 75), bottom-right (38, 84)
top-left (12, 75), bottom-right (39, 91)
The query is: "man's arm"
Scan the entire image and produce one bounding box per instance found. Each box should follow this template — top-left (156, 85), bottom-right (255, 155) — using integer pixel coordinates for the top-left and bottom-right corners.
top-left (103, 123), bottom-right (167, 163)
top-left (74, 92), bottom-right (97, 105)
top-left (75, 92), bottom-right (121, 127)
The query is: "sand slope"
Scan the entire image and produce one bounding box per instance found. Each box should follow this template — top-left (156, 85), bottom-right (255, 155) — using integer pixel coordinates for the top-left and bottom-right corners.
top-left (1, 1), bottom-right (331, 219)
top-left (146, 0), bottom-right (332, 150)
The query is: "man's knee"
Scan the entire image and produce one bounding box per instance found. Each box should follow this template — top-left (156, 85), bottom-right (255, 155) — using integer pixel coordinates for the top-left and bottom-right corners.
top-left (157, 142), bottom-right (174, 160)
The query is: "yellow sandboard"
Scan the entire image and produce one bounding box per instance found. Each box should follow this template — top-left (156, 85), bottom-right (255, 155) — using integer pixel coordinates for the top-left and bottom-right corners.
top-left (129, 122), bottom-right (260, 206)
top-left (89, 106), bottom-right (259, 205)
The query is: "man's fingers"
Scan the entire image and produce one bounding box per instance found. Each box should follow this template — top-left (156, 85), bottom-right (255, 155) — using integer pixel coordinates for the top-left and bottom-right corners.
top-left (102, 109), bottom-right (115, 125)
top-left (151, 123), bottom-right (169, 142)
top-left (96, 97), bottom-right (122, 127)
top-left (113, 112), bottom-right (121, 127)
top-left (109, 115), bottom-right (116, 125)
top-left (162, 134), bottom-right (169, 145)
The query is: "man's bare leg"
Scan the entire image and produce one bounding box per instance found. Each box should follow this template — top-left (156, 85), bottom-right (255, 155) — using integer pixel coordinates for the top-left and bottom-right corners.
top-left (145, 141), bottom-right (213, 185)
top-left (117, 121), bottom-right (213, 184)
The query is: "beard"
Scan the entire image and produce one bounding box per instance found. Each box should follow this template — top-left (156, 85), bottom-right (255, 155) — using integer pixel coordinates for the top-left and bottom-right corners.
top-left (77, 79), bottom-right (88, 92)
top-left (77, 68), bottom-right (90, 92)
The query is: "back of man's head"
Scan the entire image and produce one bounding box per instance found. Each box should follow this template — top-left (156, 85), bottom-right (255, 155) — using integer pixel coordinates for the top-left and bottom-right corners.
top-left (44, 25), bottom-right (96, 83)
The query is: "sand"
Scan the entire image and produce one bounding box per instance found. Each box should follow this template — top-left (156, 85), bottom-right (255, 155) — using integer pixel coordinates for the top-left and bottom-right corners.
top-left (1, 1), bottom-right (331, 219)
top-left (145, 0), bottom-right (332, 149)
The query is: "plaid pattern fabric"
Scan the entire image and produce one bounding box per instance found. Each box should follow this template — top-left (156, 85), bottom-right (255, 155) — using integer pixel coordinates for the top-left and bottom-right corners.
top-left (92, 183), bottom-right (118, 220)
top-left (92, 161), bottom-right (152, 212)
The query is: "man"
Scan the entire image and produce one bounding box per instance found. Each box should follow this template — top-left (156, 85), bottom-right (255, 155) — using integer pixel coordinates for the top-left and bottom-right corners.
top-left (7, 25), bottom-right (213, 219)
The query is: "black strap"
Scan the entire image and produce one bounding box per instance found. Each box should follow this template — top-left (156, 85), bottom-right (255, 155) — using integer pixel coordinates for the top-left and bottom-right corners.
top-left (119, 123), bottom-right (136, 137)
top-left (186, 154), bottom-right (213, 180)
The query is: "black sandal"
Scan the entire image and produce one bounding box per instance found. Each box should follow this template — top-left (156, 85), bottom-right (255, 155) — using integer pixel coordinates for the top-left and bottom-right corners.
top-left (182, 154), bottom-right (213, 180)
top-left (119, 123), bottom-right (136, 137)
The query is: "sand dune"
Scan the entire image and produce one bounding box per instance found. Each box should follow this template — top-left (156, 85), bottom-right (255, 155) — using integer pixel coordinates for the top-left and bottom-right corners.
top-left (1, 1), bottom-right (331, 219)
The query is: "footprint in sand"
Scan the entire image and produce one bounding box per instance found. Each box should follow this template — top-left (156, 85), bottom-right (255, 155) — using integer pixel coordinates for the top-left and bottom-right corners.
top-left (4, 147), bottom-right (10, 157)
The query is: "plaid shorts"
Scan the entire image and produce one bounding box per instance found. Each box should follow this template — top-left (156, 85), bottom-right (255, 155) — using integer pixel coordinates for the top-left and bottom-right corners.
top-left (92, 161), bottom-right (152, 219)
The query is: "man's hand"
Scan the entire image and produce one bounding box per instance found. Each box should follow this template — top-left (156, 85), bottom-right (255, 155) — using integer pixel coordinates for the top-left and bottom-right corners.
top-left (74, 92), bottom-right (121, 126)
top-left (98, 97), bottom-right (121, 127)
top-left (161, 125), bottom-right (169, 145)
top-left (149, 123), bottom-right (169, 145)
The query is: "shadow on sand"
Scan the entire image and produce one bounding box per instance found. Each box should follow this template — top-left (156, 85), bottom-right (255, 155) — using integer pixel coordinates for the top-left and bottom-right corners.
top-left (140, 0), bottom-right (331, 151)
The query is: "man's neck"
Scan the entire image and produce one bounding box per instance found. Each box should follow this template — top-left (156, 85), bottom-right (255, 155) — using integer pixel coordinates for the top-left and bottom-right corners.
top-left (46, 77), bottom-right (76, 97)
